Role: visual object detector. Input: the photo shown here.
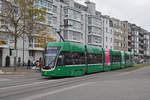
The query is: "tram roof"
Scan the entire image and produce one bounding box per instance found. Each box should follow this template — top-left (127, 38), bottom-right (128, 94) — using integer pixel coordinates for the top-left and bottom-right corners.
top-left (86, 45), bottom-right (103, 54)
top-left (46, 42), bottom-right (85, 53)
top-left (110, 50), bottom-right (121, 55)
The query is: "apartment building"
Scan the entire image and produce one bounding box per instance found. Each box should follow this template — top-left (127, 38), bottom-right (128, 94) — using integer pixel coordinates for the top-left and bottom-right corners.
top-left (128, 24), bottom-right (147, 61)
top-left (63, 0), bottom-right (103, 46)
top-left (110, 18), bottom-right (128, 51)
top-left (144, 32), bottom-right (150, 62)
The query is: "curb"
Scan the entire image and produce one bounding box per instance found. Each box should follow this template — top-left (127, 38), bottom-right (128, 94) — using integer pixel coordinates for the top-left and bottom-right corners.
top-left (0, 70), bottom-right (4, 74)
top-left (0, 71), bottom-right (28, 75)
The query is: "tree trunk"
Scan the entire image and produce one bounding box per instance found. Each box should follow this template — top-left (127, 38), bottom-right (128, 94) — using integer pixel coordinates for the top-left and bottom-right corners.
top-left (14, 34), bottom-right (17, 71)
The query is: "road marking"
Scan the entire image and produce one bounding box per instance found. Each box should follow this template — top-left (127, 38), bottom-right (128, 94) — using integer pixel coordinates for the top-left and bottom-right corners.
top-left (0, 80), bottom-right (58, 90)
top-left (116, 72), bottom-right (132, 76)
top-left (22, 82), bottom-right (93, 100)
top-left (0, 78), bottom-right (10, 82)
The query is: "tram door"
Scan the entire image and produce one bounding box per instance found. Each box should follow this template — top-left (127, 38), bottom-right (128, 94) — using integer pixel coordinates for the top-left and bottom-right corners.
top-left (0, 49), bottom-right (2, 67)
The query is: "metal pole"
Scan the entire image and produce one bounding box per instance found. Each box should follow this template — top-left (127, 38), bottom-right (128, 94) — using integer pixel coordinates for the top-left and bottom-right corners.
top-left (85, 14), bottom-right (87, 45)
top-left (57, 31), bottom-right (65, 42)
top-left (23, 31), bottom-right (24, 66)
top-left (59, 5), bottom-right (63, 42)
top-left (23, 5), bottom-right (25, 66)
top-left (85, 14), bottom-right (88, 74)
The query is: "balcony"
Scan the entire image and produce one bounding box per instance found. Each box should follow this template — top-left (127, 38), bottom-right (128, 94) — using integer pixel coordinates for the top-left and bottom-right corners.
top-left (139, 36), bottom-right (144, 39)
top-left (29, 39), bottom-right (45, 51)
top-left (139, 37), bottom-right (144, 42)
top-left (128, 39), bottom-right (131, 42)
top-left (128, 33), bottom-right (132, 36)
top-left (0, 44), bottom-right (8, 48)
top-left (29, 43), bottom-right (45, 51)
top-left (139, 42), bottom-right (144, 45)
top-left (139, 32), bottom-right (144, 36)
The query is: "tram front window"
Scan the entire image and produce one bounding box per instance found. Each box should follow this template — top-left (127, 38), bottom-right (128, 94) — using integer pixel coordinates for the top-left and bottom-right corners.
top-left (44, 47), bottom-right (60, 69)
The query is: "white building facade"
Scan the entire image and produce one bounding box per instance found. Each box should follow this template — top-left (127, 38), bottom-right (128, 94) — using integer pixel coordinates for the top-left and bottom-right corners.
top-left (101, 15), bottom-right (113, 49)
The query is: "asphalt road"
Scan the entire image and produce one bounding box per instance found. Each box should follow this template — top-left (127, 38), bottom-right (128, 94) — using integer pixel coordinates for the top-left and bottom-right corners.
top-left (0, 66), bottom-right (150, 100)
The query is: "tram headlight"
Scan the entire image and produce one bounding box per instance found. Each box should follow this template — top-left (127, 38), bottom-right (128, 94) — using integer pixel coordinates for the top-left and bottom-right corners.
top-left (50, 66), bottom-right (54, 69)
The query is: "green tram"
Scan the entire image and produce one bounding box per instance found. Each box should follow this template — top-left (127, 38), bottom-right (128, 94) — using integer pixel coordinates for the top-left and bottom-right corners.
top-left (42, 42), bottom-right (134, 77)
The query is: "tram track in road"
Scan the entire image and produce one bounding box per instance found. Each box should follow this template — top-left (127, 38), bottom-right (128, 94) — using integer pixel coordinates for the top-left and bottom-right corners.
top-left (0, 72), bottom-right (46, 88)
top-left (0, 71), bottom-right (119, 100)
top-left (0, 77), bottom-right (44, 88)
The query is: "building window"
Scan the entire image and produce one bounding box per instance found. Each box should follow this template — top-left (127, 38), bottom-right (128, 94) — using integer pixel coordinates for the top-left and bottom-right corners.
top-left (66, 9), bottom-right (81, 21)
top-left (64, 31), bottom-right (68, 40)
top-left (47, 13), bottom-right (52, 24)
top-left (72, 32), bottom-right (78, 41)
top-left (29, 51), bottom-right (34, 57)
top-left (52, 5), bottom-right (57, 13)
top-left (47, 2), bottom-right (52, 11)
top-left (52, 17), bottom-right (57, 24)
top-left (106, 20), bottom-right (108, 25)
top-left (52, 28), bottom-right (57, 38)
top-left (106, 27), bottom-right (108, 33)
top-left (10, 49), bottom-right (12, 56)
top-left (94, 36), bottom-right (101, 43)
top-left (88, 26), bottom-right (92, 33)
top-left (88, 17), bottom-right (92, 24)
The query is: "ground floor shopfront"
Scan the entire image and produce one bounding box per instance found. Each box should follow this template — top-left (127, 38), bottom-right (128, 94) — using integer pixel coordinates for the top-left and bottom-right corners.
top-left (0, 47), bottom-right (44, 67)
top-left (0, 47), bottom-right (9, 67)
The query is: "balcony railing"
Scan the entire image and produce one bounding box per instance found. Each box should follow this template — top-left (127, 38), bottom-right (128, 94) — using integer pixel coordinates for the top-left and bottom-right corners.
top-left (139, 32), bottom-right (144, 36)
top-left (29, 43), bottom-right (45, 51)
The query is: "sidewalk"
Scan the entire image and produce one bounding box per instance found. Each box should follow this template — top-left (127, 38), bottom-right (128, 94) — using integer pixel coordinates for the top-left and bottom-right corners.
top-left (0, 66), bottom-right (39, 75)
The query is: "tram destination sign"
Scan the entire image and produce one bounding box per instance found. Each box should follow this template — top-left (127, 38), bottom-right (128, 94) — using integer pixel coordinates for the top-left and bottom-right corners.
top-left (47, 46), bottom-right (60, 50)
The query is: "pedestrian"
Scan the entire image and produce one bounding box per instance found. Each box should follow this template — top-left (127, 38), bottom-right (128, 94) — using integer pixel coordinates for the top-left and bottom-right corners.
top-left (5, 56), bottom-right (10, 67)
top-left (18, 57), bottom-right (21, 67)
top-left (27, 59), bottom-right (31, 69)
top-left (39, 57), bottom-right (42, 71)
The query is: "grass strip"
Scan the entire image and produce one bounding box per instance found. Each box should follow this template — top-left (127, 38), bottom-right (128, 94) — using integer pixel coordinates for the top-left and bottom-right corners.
top-left (123, 63), bottom-right (150, 72)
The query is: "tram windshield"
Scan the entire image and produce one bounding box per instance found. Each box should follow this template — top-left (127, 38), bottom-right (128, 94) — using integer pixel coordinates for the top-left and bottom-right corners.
top-left (45, 47), bottom-right (60, 68)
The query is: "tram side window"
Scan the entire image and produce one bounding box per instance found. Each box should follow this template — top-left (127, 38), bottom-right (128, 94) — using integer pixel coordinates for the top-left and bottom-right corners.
top-left (64, 52), bottom-right (73, 65)
top-left (97, 54), bottom-right (103, 64)
top-left (130, 56), bottom-right (134, 62)
top-left (72, 52), bottom-right (85, 65)
top-left (63, 52), bottom-right (85, 65)
top-left (112, 55), bottom-right (121, 64)
top-left (88, 54), bottom-right (102, 64)
top-left (57, 54), bottom-right (64, 66)
top-left (125, 56), bottom-right (130, 63)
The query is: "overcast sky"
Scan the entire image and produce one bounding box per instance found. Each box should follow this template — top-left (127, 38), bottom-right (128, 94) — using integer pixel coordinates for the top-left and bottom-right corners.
top-left (76, 0), bottom-right (150, 31)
